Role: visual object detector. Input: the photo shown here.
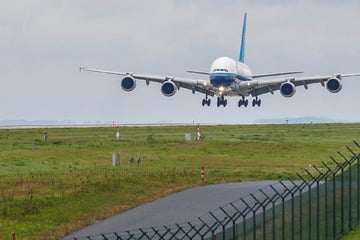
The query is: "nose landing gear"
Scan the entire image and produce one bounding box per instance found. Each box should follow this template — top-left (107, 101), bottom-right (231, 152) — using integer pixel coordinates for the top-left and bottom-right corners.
top-left (217, 96), bottom-right (227, 107)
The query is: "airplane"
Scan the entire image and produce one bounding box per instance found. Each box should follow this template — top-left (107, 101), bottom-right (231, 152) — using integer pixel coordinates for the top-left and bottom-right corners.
top-left (80, 13), bottom-right (360, 108)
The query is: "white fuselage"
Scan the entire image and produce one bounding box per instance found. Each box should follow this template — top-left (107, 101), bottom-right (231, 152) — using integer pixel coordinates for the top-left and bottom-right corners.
top-left (209, 57), bottom-right (253, 96)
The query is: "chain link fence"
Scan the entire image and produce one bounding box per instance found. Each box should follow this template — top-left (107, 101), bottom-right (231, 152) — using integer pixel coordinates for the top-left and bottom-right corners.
top-left (70, 141), bottom-right (360, 240)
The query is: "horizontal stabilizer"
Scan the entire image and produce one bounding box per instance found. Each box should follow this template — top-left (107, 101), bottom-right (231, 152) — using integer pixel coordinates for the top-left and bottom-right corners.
top-left (187, 70), bottom-right (209, 75)
top-left (252, 71), bottom-right (303, 79)
top-left (340, 73), bottom-right (360, 77)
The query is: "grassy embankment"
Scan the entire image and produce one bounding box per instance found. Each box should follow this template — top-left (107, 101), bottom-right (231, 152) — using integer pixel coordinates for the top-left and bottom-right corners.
top-left (0, 124), bottom-right (360, 239)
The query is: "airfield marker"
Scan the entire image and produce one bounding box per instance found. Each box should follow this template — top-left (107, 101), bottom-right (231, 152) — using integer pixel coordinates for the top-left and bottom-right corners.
top-left (201, 166), bottom-right (205, 183)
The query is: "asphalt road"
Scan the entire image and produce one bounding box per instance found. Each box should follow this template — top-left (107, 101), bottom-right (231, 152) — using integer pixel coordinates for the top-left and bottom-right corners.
top-left (64, 181), bottom-right (296, 239)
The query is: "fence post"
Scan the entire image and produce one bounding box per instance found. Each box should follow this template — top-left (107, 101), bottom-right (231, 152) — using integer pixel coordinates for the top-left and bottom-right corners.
top-left (331, 156), bottom-right (346, 235)
top-left (304, 168), bottom-right (322, 240)
top-left (278, 181), bottom-right (304, 240)
top-left (314, 165), bottom-right (329, 239)
top-left (218, 206), bottom-right (241, 240)
top-left (296, 178), bottom-right (313, 240)
top-left (322, 160), bottom-right (341, 240)
top-left (240, 198), bottom-right (261, 240)
top-left (249, 193), bottom-right (271, 240)
top-left (320, 163), bottom-right (331, 240)
top-left (343, 150), bottom-right (353, 230)
top-left (208, 211), bottom-right (228, 240)
top-left (297, 172), bottom-right (316, 240)
top-left (229, 202), bottom-right (252, 240)
top-left (355, 141), bottom-right (360, 225)
top-left (345, 145), bottom-right (360, 230)
top-left (185, 221), bottom-right (204, 239)
top-left (259, 189), bottom-right (281, 240)
top-left (174, 223), bottom-right (191, 239)
top-left (198, 216), bottom-right (221, 240)
top-left (358, 154), bottom-right (360, 228)
top-left (269, 184), bottom-right (291, 240)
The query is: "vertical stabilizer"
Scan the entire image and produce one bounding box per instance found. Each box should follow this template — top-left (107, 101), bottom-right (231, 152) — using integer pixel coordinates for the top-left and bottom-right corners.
top-left (239, 13), bottom-right (247, 63)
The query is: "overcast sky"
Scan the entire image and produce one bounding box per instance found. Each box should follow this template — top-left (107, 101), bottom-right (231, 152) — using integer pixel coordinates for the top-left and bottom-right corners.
top-left (1, 0), bottom-right (360, 124)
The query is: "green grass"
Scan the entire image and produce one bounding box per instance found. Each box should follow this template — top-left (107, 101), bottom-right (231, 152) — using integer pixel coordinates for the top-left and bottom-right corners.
top-left (0, 124), bottom-right (360, 239)
top-left (343, 225), bottom-right (360, 240)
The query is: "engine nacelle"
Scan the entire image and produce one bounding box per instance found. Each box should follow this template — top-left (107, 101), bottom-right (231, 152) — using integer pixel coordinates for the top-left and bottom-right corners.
top-left (280, 82), bottom-right (296, 98)
top-left (326, 77), bottom-right (342, 93)
top-left (161, 81), bottom-right (177, 97)
top-left (121, 76), bottom-right (136, 91)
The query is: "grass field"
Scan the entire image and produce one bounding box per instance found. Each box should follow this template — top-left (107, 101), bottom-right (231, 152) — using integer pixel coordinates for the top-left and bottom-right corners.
top-left (0, 124), bottom-right (360, 239)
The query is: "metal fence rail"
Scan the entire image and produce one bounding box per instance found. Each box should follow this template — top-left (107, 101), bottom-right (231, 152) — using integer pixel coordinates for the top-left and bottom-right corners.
top-left (71, 141), bottom-right (360, 240)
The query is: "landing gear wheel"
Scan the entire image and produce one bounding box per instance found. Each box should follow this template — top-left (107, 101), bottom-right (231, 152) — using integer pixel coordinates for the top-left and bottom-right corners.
top-left (252, 97), bottom-right (261, 107)
top-left (217, 96), bottom-right (227, 107)
top-left (238, 97), bottom-right (249, 108)
top-left (207, 99), bottom-right (211, 106)
top-left (202, 92), bottom-right (211, 107)
top-left (202, 95), bottom-right (211, 107)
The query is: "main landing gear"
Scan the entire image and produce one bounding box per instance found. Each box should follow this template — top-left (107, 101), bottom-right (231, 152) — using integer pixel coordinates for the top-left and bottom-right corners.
top-left (201, 96), bottom-right (262, 107)
top-left (217, 96), bottom-right (227, 107)
top-left (238, 96), bottom-right (249, 107)
top-left (252, 97), bottom-right (261, 107)
top-left (202, 93), bottom-right (211, 106)
top-left (238, 96), bottom-right (261, 107)
top-left (202, 98), bottom-right (211, 106)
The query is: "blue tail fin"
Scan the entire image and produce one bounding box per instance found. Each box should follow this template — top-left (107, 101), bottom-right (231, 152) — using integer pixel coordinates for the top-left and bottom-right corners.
top-left (239, 13), bottom-right (247, 63)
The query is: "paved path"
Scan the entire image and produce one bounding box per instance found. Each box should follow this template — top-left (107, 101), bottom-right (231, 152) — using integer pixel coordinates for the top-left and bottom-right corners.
top-left (64, 181), bottom-right (283, 239)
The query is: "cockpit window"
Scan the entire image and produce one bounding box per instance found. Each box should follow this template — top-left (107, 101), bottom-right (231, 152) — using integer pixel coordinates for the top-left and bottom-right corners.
top-left (213, 69), bottom-right (228, 72)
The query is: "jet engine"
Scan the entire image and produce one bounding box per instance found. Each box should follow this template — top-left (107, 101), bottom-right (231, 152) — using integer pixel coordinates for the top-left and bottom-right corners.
top-left (280, 82), bottom-right (296, 97)
top-left (326, 77), bottom-right (342, 93)
top-left (121, 76), bottom-right (136, 91)
top-left (161, 81), bottom-right (177, 97)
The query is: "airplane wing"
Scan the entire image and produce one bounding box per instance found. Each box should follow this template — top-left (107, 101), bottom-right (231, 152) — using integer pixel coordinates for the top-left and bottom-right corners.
top-left (79, 67), bottom-right (216, 96)
top-left (80, 67), bottom-right (360, 98)
top-left (248, 73), bottom-right (360, 97)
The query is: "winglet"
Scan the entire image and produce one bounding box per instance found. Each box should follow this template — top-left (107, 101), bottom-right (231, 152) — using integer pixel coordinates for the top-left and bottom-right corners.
top-left (239, 13), bottom-right (247, 63)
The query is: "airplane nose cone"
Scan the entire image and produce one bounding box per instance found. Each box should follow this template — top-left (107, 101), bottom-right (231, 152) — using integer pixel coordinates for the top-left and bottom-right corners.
top-left (210, 73), bottom-right (233, 87)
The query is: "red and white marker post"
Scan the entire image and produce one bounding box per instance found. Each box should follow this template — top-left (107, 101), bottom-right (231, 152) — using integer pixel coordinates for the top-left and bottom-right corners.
top-left (201, 166), bottom-right (205, 183)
